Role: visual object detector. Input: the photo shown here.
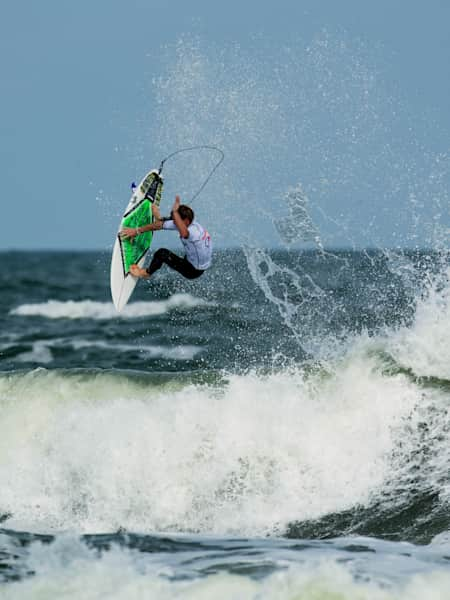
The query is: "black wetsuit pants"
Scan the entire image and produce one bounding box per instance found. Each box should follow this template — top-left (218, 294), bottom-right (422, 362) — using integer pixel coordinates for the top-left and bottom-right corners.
top-left (146, 248), bottom-right (205, 279)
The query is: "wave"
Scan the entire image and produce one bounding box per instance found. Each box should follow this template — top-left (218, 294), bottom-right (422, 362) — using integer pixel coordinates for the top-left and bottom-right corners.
top-left (0, 339), bottom-right (202, 364)
top-left (9, 293), bottom-right (213, 320)
top-left (0, 348), bottom-right (448, 539)
top-left (2, 266), bottom-right (450, 539)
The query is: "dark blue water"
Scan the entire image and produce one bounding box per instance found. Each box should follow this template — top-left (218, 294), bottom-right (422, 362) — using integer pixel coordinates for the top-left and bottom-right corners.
top-left (0, 249), bottom-right (422, 372)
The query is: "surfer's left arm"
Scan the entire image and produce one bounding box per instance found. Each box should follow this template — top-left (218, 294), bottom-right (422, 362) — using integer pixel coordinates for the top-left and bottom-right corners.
top-left (171, 196), bottom-right (189, 239)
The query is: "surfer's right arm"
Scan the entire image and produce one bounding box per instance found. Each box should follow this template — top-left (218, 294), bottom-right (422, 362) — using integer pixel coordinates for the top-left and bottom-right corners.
top-left (120, 221), bottom-right (163, 240)
top-left (120, 203), bottom-right (164, 240)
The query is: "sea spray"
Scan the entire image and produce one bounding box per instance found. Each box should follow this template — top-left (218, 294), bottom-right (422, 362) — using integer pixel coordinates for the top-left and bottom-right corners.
top-left (387, 265), bottom-right (450, 379)
top-left (149, 33), bottom-right (448, 251)
top-left (145, 34), bottom-right (449, 370)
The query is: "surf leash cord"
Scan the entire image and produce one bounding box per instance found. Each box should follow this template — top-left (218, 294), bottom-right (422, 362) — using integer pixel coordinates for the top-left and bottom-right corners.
top-left (157, 145), bottom-right (224, 203)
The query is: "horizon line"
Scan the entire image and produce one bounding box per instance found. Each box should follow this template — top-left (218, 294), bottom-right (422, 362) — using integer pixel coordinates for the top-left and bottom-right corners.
top-left (0, 246), bottom-right (444, 253)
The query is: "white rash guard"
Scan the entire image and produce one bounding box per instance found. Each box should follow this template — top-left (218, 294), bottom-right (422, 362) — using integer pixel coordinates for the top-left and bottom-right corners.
top-left (162, 220), bottom-right (212, 270)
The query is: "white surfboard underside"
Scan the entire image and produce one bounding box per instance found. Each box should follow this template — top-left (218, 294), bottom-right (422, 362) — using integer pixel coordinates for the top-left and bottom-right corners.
top-left (110, 238), bottom-right (146, 312)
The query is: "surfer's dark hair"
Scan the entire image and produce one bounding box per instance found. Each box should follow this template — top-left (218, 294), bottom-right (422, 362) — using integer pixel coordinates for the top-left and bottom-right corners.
top-left (178, 205), bottom-right (194, 223)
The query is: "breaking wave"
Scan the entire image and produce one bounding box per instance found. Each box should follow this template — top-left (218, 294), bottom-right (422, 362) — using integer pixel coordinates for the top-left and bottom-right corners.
top-left (9, 293), bottom-right (212, 320)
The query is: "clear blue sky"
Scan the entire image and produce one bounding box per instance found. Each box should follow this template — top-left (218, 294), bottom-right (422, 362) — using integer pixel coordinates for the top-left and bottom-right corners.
top-left (1, 0), bottom-right (449, 249)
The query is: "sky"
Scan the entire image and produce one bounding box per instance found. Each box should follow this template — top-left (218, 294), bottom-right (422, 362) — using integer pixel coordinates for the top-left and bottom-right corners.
top-left (0, 0), bottom-right (449, 250)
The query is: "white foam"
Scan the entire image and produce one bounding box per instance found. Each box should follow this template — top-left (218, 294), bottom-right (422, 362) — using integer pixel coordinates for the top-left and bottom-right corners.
top-left (0, 356), bottom-right (425, 536)
top-left (15, 342), bottom-right (53, 365)
top-left (10, 293), bottom-right (212, 320)
top-left (387, 267), bottom-right (450, 380)
top-left (3, 536), bottom-right (450, 600)
top-left (70, 339), bottom-right (201, 360)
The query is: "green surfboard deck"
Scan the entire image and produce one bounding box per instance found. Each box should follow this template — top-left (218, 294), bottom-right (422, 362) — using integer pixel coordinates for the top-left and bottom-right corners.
top-left (120, 199), bottom-right (153, 274)
top-left (119, 171), bottom-right (163, 275)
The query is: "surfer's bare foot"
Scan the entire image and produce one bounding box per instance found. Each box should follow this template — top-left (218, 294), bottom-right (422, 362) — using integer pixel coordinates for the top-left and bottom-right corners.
top-left (130, 264), bottom-right (150, 278)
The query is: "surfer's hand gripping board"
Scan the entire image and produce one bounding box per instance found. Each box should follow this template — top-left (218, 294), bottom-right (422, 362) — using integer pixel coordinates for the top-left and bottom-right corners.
top-left (120, 227), bottom-right (139, 241)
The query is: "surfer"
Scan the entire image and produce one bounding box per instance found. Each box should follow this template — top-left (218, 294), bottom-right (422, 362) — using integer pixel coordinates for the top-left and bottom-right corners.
top-left (120, 196), bottom-right (212, 280)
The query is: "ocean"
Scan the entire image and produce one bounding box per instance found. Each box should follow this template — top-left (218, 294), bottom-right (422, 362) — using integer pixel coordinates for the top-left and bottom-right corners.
top-left (1, 247), bottom-right (449, 598)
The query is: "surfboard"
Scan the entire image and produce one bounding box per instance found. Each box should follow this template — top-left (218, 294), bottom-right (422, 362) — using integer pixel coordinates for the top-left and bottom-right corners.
top-left (110, 170), bottom-right (164, 312)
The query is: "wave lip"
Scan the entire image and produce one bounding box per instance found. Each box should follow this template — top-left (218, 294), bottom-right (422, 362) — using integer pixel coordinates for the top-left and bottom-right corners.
top-left (9, 293), bottom-right (213, 321)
